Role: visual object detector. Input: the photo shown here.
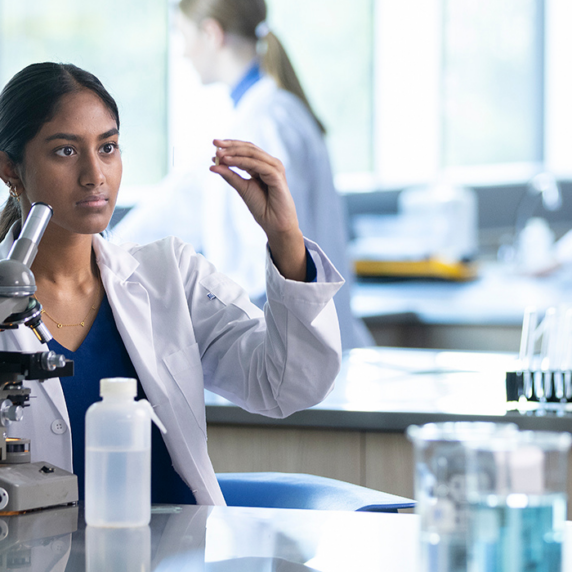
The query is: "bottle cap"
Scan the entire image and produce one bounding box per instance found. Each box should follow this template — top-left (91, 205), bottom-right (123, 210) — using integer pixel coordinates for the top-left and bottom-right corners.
top-left (100, 377), bottom-right (137, 398)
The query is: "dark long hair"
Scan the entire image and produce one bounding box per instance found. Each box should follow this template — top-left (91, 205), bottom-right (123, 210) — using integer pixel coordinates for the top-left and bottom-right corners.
top-left (0, 62), bottom-right (120, 241)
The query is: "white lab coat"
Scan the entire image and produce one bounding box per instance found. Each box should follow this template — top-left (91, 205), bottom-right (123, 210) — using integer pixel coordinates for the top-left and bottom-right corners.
top-left (116, 76), bottom-right (373, 350)
top-left (0, 228), bottom-right (343, 505)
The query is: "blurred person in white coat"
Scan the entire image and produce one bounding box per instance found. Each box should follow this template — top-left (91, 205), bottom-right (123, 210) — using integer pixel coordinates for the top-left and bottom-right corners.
top-left (116, 0), bottom-right (373, 350)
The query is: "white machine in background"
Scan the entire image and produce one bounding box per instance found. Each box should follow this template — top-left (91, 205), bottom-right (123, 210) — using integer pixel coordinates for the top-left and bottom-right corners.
top-left (0, 203), bottom-right (77, 514)
top-left (351, 183), bottom-right (479, 280)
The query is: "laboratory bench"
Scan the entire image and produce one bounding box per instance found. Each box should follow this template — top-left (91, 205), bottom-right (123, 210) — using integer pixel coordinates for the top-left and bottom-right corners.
top-left (0, 503), bottom-right (418, 571)
top-left (9, 502), bottom-right (572, 571)
top-left (205, 346), bottom-right (572, 506)
top-left (351, 261), bottom-right (572, 351)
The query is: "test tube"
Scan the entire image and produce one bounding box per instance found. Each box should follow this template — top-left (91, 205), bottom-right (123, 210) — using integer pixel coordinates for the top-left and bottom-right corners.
top-left (543, 308), bottom-right (557, 400)
top-left (562, 309), bottom-right (572, 399)
top-left (520, 307), bottom-right (537, 399)
top-left (552, 306), bottom-right (569, 400)
top-left (519, 307), bottom-right (536, 371)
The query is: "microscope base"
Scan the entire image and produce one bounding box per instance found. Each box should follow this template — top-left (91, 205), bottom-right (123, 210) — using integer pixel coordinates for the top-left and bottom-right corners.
top-left (0, 461), bottom-right (78, 514)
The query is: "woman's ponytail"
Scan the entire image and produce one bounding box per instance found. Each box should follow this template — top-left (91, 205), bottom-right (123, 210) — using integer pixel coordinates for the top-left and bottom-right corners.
top-left (261, 31), bottom-right (326, 134)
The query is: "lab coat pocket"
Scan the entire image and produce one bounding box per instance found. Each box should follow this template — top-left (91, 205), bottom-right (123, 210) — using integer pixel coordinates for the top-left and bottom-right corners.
top-left (163, 343), bottom-right (207, 438)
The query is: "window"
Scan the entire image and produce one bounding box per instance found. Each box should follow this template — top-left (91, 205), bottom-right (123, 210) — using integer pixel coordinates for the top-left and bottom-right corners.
top-left (266, 0), bottom-right (374, 175)
top-left (371, 0), bottom-right (552, 189)
top-left (442, 0), bottom-right (542, 167)
top-left (2, 1), bottom-right (570, 202)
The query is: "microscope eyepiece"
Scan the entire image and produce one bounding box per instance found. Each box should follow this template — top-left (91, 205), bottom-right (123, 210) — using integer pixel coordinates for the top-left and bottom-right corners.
top-left (7, 202), bottom-right (53, 267)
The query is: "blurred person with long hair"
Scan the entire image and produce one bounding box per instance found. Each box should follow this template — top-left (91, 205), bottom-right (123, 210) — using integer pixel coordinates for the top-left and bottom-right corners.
top-left (116, 0), bottom-right (373, 349)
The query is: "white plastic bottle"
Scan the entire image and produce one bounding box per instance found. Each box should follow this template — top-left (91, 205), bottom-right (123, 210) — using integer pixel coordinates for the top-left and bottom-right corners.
top-left (85, 377), bottom-right (166, 528)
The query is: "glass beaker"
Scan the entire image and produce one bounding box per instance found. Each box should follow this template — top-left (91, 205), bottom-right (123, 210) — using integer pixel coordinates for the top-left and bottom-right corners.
top-left (407, 422), bottom-right (519, 572)
top-left (465, 429), bottom-right (571, 572)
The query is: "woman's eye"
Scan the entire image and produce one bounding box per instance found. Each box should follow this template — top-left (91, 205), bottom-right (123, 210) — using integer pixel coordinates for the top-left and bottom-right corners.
top-left (55, 146), bottom-right (75, 157)
top-left (101, 142), bottom-right (118, 154)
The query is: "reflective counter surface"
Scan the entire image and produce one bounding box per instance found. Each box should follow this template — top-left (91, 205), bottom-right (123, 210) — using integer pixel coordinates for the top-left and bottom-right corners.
top-left (0, 503), bottom-right (419, 571)
top-left (206, 347), bottom-right (572, 432)
top-left (4, 503), bottom-right (572, 571)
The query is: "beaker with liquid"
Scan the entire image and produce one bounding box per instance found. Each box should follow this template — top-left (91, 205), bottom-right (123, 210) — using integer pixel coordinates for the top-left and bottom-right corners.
top-left (407, 422), bottom-right (519, 572)
top-left (465, 429), bottom-right (571, 572)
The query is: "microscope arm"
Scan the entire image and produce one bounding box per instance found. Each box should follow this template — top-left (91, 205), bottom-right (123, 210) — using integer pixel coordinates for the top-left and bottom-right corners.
top-left (0, 203), bottom-right (53, 342)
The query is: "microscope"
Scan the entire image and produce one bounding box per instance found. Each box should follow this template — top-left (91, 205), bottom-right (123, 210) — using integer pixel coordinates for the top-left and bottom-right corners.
top-left (0, 203), bottom-right (77, 514)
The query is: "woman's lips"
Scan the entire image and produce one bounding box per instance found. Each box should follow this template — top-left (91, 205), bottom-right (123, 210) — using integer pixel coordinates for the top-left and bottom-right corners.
top-left (76, 195), bottom-right (108, 208)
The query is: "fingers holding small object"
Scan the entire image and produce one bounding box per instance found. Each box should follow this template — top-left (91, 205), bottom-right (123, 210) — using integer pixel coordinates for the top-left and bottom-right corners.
top-left (213, 139), bottom-right (281, 166)
top-left (210, 139), bottom-right (289, 205)
top-left (213, 145), bottom-right (221, 166)
top-left (212, 140), bottom-right (284, 178)
top-left (213, 140), bottom-right (234, 166)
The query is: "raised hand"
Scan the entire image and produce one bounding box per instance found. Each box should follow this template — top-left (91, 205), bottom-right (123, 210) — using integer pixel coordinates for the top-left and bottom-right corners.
top-left (210, 139), bottom-right (306, 282)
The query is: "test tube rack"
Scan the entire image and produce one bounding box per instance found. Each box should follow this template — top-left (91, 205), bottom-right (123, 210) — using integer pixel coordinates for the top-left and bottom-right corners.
top-left (506, 370), bottom-right (572, 403)
top-left (506, 305), bottom-right (572, 404)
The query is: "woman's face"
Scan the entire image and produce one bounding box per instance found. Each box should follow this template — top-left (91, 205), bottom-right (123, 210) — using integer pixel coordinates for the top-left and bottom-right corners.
top-left (178, 13), bottom-right (219, 84)
top-left (18, 89), bottom-right (122, 236)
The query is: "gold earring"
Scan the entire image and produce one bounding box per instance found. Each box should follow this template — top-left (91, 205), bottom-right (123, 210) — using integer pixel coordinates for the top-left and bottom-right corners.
top-left (7, 183), bottom-right (20, 202)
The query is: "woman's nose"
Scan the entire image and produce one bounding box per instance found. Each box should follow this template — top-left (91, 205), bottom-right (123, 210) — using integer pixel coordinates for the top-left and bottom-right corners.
top-left (79, 153), bottom-right (105, 187)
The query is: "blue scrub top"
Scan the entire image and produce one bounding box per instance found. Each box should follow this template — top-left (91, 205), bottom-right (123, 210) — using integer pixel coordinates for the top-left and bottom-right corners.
top-left (48, 294), bottom-right (196, 504)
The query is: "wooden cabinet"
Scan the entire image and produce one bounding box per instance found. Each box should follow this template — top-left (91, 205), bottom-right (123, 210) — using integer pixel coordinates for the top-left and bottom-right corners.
top-left (207, 425), bottom-right (415, 501)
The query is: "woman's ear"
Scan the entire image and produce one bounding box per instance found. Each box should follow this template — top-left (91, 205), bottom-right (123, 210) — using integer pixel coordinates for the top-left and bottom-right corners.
top-left (200, 17), bottom-right (225, 49)
top-left (0, 151), bottom-right (21, 189)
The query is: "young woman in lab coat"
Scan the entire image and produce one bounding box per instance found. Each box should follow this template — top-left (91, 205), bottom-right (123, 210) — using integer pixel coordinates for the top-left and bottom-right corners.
top-left (0, 62), bottom-right (343, 505)
top-left (116, 0), bottom-right (374, 349)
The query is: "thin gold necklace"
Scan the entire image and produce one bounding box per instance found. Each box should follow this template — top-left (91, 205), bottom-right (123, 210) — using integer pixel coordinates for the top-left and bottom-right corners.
top-left (39, 280), bottom-right (101, 329)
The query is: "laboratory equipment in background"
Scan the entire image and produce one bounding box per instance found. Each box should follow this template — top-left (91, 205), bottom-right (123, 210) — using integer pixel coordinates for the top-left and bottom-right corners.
top-left (528, 171), bottom-right (562, 212)
top-left (506, 305), bottom-right (572, 405)
top-left (351, 183), bottom-right (478, 280)
top-left (85, 377), bottom-right (166, 528)
top-left (407, 422), bottom-right (518, 572)
top-left (0, 203), bottom-right (77, 514)
top-left (516, 217), bottom-right (556, 273)
top-left (464, 429), bottom-right (570, 572)
top-left (501, 171), bottom-right (562, 273)
top-left (408, 422), bottom-right (570, 572)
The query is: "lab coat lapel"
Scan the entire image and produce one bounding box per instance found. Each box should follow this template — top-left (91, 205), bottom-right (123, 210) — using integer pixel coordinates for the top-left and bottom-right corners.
top-left (92, 236), bottom-right (168, 404)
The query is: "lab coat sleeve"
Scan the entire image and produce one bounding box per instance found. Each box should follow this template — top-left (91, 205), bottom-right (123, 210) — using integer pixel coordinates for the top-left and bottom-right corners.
top-left (182, 237), bottom-right (344, 418)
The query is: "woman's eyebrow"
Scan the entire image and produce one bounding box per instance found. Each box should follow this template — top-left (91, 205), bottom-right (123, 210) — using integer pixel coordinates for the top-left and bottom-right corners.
top-left (99, 128), bottom-right (119, 139)
top-left (45, 132), bottom-right (80, 142)
top-left (44, 128), bottom-right (119, 143)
